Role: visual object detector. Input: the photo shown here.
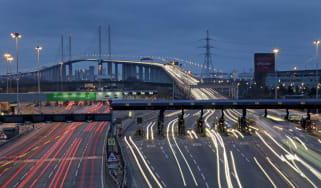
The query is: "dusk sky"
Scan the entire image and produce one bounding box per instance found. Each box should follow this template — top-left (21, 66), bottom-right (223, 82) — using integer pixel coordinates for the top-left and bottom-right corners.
top-left (0, 0), bottom-right (321, 74)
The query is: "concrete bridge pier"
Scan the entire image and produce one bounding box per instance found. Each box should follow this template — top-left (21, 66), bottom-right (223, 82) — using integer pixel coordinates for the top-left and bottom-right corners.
top-left (138, 65), bottom-right (143, 81)
top-left (115, 63), bottom-right (119, 81)
top-left (108, 62), bottom-right (112, 80)
top-left (68, 64), bottom-right (72, 80)
top-left (144, 66), bottom-right (150, 82)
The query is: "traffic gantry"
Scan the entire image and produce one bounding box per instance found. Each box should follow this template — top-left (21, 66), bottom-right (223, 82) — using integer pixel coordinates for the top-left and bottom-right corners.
top-left (195, 109), bottom-right (205, 136)
top-left (177, 109), bottom-right (185, 135)
top-left (157, 109), bottom-right (165, 136)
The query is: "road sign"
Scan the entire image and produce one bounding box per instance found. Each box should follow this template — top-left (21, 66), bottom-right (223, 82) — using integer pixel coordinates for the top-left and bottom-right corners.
top-left (107, 152), bottom-right (119, 162)
top-left (107, 152), bottom-right (120, 169)
top-left (108, 137), bottom-right (116, 146)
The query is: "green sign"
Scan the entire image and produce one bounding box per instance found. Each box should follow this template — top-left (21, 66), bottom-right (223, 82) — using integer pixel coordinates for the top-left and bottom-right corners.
top-left (46, 92), bottom-right (96, 101)
top-left (108, 137), bottom-right (116, 146)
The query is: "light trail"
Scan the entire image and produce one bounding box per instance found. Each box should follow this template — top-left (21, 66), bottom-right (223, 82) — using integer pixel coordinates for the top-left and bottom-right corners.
top-left (206, 128), bottom-right (221, 188)
top-left (166, 119), bottom-right (186, 186)
top-left (294, 136), bottom-right (308, 150)
top-left (230, 151), bottom-right (242, 188)
top-left (150, 122), bottom-right (155, 140)
top-left (124, 136), bottom-right (152, 188)
top-left (286, 135), bottom-right (297, 149)
top-left (187, 130), bottom-right (194, 139)
top-left (233, 129), bottom-right (244, 139)
top-left (129, 136), bottom-right (163, 188)
top-left (266, 157), bottom-right (295, 188)
top-left (191, 130), bottom-right (198, 139)
top-left (171, 120), bottom-right (198, 186)
top-left (145, 122), bottom-right (152, 140)
top-left (210, 129), bottom-right (233, 188)
top-left (259, 131), bottom-right (318, 187)
top-left (253, 157), bottom-right (277, 188)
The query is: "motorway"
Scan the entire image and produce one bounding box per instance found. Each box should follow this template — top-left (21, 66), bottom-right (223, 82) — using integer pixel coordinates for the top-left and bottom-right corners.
top-left (0, 102), bottom-right (109, 188)
top-left (121, 65), bottom-right (321, 188)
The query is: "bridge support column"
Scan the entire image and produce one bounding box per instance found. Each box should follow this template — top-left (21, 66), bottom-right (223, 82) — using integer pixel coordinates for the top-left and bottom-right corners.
top-left (62, 64), bottom-right (66, 81)
top-left (157, 109), bottom-right (165, 136)
top-left (150, 67), bottom-right (157, 82)
top-left (122, 64), bottom-right (126, 81)
top-left (98, 61), bottom-right (102, 76)
top-left (144, 66), bottom-right (150, 82)
top-left (115, 63), bottom-right (119, 81)
top-left (264, 109), bottom-right (267, 117)
top-left (138, 65), bottom-right (143, 81)
top-left (196, 109), bottom-right (205, 135)
top-left (178, 109), bottom-right (185, 135)
top-left (108, 62), bottom-right (112, 80)
top-left (68, 64), bottom-right (72, 81)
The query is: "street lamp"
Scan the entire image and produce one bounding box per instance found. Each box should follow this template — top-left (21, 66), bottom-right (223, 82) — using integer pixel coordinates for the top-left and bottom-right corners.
top-left (273, 48), bottom-right (280, 99)
top-left (11, 32), bottom-right (21, 115)
top-left (35, 46), bottom-right (43, 113)
top-left (314, 40), bottom-right (320, 115)
top-left (7, 57), bottom-right (14, 92)
top-left (3, 53), bottom-right (12, 93)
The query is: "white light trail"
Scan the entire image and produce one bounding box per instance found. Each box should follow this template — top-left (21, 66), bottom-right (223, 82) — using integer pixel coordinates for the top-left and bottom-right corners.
top-left (294, 136), bottom-right (308, 150)
top-left (124, 136), bottom-right (152, 188)
top-left (286, 135), bottom-right (297, 149)
top-left (166, 119), bottom-right (186, 186)
top-left (230, 151), bottom-right (242, 188)
top-left (253, 157), bottom-right (277, 188)
top-left (191, 130), bottom-right (198, 139)
top-left (187, 130), bottom-right (194, 139)
top-left (150, 122), bottom-right (155, 140)
top-left (206, 128), bottom-right (221, 188)
top-left (146, 122), bottom-right (152, 140)
top-left (129, 136), bottom-right (163, 188)
top-left (171, 120), bottom-right (198, 186)
top-left (266, 157), bottom-right (295, 188)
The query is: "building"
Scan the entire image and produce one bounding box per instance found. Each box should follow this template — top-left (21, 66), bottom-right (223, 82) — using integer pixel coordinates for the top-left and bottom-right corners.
top-left (265, 69), bottom-right (321, 89)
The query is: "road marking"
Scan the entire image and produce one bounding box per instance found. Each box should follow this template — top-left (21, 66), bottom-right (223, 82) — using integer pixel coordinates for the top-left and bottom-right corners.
top-left (193, 159), bottom-right (197, 164)
top-left (151, 165), bottom-right (155, 171)
top-left (197, 165), bottom-right (201, 172)
top-left (155, 172), bottom-right (160, 179)
top-left (48, 171), bottom-right (54, 178)
top-left (205, 182), bottom-right (209, 188)
top-left (245, 157), bottom-right (250, 162)
top-left (201, 173), bottom-right (206, 180)
top-left (161, 180), bottom-right (167, 187)
top-left (75, 169), bottom-right (78, 176)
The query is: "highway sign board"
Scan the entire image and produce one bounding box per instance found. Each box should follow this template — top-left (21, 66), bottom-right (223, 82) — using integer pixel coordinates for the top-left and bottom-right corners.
top-left (46, 92), bottom-right (96, 101)
top-left (107, 152), bottom-right (120, 169)
top-left (108, 137), bottom-right (116, 146)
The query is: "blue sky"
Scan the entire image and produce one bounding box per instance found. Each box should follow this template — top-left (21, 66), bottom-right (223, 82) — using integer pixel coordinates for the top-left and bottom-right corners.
top-left (0, 0), bottom-right (321, 74)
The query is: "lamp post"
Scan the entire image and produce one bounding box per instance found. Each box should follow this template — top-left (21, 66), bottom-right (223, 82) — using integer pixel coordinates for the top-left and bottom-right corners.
top-left (314, 40), bottom-right (320, 115)
top-left (273, 48), bottom-right (280, 99)
top-left (11, 33), bottom-right (21, 115)
top-left (3, 53), bottom-right (12, 93)
top-left (7, 57), bottom-right (13, 92)
top-left (35, 46), bottom-right (43, 113)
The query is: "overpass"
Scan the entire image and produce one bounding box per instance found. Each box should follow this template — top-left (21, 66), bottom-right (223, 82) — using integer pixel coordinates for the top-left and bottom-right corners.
top-left (1, 99), bottom-right (319, 124)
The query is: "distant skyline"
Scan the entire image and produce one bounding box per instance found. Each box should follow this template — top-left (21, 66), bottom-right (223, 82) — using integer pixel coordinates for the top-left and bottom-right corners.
top-left (0, 0), bottom-right (321, 74)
